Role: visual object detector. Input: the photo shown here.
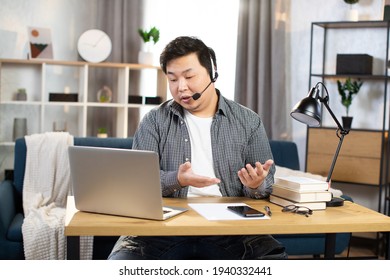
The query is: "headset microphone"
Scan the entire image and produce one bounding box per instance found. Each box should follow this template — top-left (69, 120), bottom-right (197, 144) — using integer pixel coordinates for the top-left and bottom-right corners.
top-left (191, 93), bottom-right (201, 101)
top-left (192, 81), bottom-right (212, 100)
top-left (192, 72), bottom-right (219, 100)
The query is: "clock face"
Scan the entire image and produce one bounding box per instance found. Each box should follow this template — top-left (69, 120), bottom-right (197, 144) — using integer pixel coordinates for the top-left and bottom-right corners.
top-left (77, 29), bottom-right (112, 63)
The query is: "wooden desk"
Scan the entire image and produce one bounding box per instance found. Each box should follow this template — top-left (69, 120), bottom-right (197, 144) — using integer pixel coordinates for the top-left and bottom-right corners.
top-left (65, 196), bottom-right (390, 259)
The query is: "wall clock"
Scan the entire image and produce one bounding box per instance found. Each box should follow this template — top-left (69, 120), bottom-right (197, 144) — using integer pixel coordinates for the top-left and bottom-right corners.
top-left (77, 29), bottom-right (112, 63)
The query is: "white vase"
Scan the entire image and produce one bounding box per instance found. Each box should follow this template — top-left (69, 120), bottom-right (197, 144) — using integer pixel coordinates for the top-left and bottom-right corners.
top-left (347, 7), bottom-right (358, 21)
top-left (97, 86), bottom-right (112, 103)
top-left (138, 51), bottom-right (154, 65)
top-left (13, 118), bottom-right (27, 141)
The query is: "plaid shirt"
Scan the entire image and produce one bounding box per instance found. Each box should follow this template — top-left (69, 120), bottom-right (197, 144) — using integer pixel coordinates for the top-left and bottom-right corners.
top-left (133, 91), bottom-right (275, 199)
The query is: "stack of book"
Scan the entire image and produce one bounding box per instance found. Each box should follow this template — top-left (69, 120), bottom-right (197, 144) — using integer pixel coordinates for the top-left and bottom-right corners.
top-left (269, 176), bottom-right (331, 210)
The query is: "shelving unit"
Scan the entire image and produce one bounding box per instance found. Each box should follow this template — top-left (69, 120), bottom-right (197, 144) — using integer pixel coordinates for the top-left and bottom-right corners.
top-left (0, 58), bottom-right (167, 179)
top-left (305, 21), bottom-right (390, 214)
top-left (0, 58), bottom-right (167, 141)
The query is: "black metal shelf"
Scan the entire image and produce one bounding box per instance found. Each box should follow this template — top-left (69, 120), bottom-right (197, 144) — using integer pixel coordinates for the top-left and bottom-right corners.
top-left (313, 20), bottom-right (390, 29)
top-left (311, 74), bottom-right (390, 80)
top-left (307, 21), bottom-right (390, 215)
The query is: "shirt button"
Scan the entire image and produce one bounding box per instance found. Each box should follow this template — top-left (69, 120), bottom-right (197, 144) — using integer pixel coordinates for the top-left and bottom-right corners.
top-left (180, 121), bottom-right (184, 125)
top-left (184, 138), bottom-right (188, 142)
top-left (185, 158), bottom-right (190, 162)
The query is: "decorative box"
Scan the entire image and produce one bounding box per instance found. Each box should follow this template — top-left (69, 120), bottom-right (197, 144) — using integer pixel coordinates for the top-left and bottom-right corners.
top-left (145, 96), bottom-right (162, 105)
top-left (128, 95), bottom-right (143, 104)
top-left (336, 54), bottom-right (373, 75)
top-left (49, 93), bottom-right (78, 102)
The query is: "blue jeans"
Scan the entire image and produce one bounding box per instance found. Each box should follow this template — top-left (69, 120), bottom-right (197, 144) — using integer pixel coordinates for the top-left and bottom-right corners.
top-left (108, 235), bottom-right (287, 260)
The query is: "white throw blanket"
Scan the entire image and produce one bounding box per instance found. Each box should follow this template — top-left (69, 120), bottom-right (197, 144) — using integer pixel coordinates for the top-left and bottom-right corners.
top-left (22, 132), bottom-right (93, 259)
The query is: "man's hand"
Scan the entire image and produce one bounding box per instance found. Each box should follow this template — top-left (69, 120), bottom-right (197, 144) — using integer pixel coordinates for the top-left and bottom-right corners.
top-left (237, 159), bottom-right (274, 189)
top-left (178, 161), bottom-right (221, 188)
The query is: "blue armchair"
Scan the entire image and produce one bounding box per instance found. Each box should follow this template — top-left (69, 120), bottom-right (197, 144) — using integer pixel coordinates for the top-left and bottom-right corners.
top-left (269, 140), bottom-right (351, 258)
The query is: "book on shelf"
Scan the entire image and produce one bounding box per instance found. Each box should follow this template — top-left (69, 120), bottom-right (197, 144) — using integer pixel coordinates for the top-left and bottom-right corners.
top-left (269, 194), bottom-right (326, 210)
top-left (274, 176), bottom-right (329, 192)
top-left (272, 184), bottom-right (332, 203)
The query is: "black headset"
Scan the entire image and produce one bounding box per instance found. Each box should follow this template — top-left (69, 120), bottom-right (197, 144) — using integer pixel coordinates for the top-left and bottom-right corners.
top-left (209, 51), bottom-right (219, 82)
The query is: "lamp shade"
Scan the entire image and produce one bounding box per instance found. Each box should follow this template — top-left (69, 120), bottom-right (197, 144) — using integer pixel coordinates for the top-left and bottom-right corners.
top-left (290, 87), bottom-right (321, 127)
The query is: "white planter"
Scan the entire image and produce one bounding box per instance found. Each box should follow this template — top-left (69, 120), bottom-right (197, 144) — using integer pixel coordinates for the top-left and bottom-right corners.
top-left (346, 8), bottom-right (358, 21)
top-left (138, 51), bottom-right (154, 65)
top-left (13, 118), bottom-right (27, 141)
top-left (97, 133), bottom-right (108, 138)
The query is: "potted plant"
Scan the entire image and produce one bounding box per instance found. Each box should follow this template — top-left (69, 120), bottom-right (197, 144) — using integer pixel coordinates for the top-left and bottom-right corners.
top-left (97, 127), bottom-right (108, 138)
top-left (343, 0), bottom-right (359, 21)
top-left (337, 77), bottom-right (363, 130)
top-left (138, 27), bottom-right (160, 46)
top-left (138, 26), bottom-right (160, 65)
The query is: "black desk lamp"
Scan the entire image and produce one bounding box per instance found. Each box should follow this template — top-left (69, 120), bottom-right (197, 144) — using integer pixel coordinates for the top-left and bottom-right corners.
top-left (290, 82), bottom-right (348, 207)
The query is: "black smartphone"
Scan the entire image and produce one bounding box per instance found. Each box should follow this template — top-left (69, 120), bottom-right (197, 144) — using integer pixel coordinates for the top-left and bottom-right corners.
top-left (227, 206), bottom-right (265, 217)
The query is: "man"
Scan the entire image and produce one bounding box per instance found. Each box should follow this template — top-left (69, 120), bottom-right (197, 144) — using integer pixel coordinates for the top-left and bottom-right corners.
top-left (108, 36), bottom-right (286, 260)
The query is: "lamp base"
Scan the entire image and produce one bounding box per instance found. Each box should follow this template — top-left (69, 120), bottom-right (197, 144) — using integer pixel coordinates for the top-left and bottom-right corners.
top-left (326, 197), bottom-right (344, 207)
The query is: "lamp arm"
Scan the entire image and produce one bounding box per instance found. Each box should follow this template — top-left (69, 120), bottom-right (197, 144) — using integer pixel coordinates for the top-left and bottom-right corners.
top-left (315, 82), bottom-right (349, 184)
top-left (316, 82), bottom-right (348, 134)
top-left (321, 100), bottom-right (346, 133)
top-left (326, 133), bottom-right (345, 183)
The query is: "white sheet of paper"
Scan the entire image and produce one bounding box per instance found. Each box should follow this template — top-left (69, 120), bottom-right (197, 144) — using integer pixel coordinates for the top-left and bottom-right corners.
top-left (188, 203), bottom-right (270, 220)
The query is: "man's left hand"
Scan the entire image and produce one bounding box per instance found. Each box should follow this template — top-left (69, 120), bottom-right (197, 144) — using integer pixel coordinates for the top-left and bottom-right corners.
top-left (237, 159), bottom-right (274, 189)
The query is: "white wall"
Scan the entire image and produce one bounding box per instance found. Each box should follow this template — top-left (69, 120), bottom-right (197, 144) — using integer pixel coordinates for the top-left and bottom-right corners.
top-left (0, 0), bottom-right (98, 60)
top-left (289, 0), bottom-right (385, 166)
top-left (141, 0), bottom-right (239, 101)
top-left (288, 0), bottom-right (386, 211)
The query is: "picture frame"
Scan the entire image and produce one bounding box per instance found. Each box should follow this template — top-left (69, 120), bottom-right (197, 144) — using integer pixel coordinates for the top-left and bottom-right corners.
top-left (28, 26), bottom-right (53, 59)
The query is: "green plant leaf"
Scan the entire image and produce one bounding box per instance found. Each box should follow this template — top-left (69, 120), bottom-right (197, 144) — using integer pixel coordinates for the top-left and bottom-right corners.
top-left (138, 29), bottom-right (149, 43)
top-left (98, 127), bottom-right (107, 134)
top-left (149, 27), bottom-right (160, 44)
top-left (138, 27), bottom-right (160, 44)
top-left (337, 77), bottom-right (363, 116)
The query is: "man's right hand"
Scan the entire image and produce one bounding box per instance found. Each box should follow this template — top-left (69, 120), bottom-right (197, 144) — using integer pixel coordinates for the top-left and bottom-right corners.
top-left (177, 161), bottom-right (221, 188)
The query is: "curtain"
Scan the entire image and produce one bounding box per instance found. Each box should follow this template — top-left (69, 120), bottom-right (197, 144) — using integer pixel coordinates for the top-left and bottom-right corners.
top-left (97, 0), bottom-right (143, 63)
top-left (91, 0), bottom-right (144, 137)
top-left (234, 0), bottom-right (290, 140)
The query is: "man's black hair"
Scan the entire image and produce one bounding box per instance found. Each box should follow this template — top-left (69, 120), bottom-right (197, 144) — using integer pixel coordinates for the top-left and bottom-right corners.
top-left (160, 36), bottom-right (217, 81)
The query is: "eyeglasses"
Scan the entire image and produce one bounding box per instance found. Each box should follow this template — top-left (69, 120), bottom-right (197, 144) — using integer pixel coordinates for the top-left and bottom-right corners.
top-left (282, 205), bottom-right (313, 217)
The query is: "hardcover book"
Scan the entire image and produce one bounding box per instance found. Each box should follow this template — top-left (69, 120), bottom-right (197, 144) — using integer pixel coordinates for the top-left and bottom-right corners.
top-left (269, 194), bottom-right (326, 210)
top-left (272, 184), bottom-right (332, 203)
top-left (274, 176), bottom-right (329, 192)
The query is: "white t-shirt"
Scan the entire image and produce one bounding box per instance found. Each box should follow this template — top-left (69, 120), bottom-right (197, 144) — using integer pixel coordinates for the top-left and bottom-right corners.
top-left (184, 110), bottom-right (222, 197)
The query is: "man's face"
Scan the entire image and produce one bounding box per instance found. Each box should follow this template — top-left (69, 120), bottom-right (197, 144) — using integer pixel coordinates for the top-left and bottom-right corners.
top-left (166, 53), bottom-right (215, 115)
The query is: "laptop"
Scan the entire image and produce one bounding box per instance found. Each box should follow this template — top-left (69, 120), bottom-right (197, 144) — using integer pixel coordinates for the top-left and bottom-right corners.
top-left (68, 146), bottom-right (187, 220)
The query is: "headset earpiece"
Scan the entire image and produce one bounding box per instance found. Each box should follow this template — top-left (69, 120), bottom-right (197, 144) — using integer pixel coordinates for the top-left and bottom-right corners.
top-left (212, 72), bottom-right (219, 82)
top-left (210, 54), bottom-right (218, 82)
